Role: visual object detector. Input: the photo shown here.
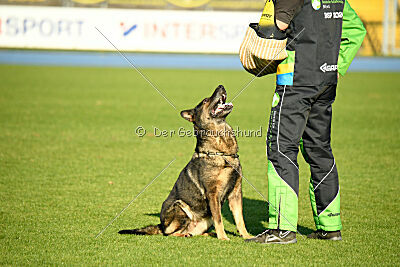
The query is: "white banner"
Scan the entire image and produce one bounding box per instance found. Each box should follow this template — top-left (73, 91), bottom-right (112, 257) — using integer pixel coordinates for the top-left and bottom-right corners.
top-left (0, 6), bottom-right (260, 53)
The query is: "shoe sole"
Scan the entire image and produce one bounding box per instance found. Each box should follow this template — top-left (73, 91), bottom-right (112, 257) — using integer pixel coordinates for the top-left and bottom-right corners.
top-left (328, 236), bottom-right (342, 241)
top-left (307, 236), bottom-right (342, 241)
top-left (263, 238), bottom-right (297, 244)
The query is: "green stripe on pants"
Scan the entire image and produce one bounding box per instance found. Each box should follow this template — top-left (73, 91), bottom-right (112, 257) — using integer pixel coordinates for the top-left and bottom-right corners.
top-left (267, 160), bottom-right (298, 232)
top-left (309, 181), bottom-right (342, 231)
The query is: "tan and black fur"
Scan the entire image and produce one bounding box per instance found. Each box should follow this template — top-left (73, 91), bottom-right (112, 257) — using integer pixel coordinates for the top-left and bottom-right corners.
top-left (119, 85), bottom-right (251, 240)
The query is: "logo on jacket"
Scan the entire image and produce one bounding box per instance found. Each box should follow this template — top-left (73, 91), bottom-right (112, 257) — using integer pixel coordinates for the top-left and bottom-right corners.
top-left (272, 93), bottom-right (280, 108)
top-left (320, 63), bottom-right (338, 72)
top-left (312, 0), bottom-right (321, 10)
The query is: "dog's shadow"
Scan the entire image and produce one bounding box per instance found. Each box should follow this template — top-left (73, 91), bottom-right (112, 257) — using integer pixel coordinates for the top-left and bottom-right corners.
top-left (142, 197), bottom-right (268, 236)
top-left (140, 197), bottom-right (314, 236)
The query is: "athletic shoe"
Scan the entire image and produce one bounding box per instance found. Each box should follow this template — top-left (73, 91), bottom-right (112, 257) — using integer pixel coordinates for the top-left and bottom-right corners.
top-left (245, 229), bottom-right (297, 244)
top-left (307, 230), bottom-right (342, 241)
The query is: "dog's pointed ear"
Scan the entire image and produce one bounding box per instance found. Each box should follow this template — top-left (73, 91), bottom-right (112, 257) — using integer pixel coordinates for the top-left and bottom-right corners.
top-left (180, 109), bottom-right (194, 122)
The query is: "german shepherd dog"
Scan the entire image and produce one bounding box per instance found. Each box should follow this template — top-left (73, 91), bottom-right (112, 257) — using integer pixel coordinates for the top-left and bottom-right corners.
top-left (119, 85), bottom-right (251, 240)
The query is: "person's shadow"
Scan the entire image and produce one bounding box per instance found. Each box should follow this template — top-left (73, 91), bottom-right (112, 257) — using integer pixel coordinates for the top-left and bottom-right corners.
top-left (221, 197), bottom-right (314, 236)
top-left (221, 197), bottom-right (267, 235)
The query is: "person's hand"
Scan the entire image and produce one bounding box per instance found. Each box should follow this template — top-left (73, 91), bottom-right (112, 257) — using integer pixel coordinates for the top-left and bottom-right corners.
top-left (276, 19), bottom-right (289, 31)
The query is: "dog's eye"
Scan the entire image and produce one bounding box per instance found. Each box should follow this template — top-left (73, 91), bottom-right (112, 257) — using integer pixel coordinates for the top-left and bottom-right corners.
top-left (203, 99), bottom-right (209, 104)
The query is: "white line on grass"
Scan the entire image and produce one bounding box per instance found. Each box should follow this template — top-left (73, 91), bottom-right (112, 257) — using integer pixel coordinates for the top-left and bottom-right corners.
top-left (95, 158), bottom-right (176, 239)
top-left (94, 26), bottom-right (177, 110)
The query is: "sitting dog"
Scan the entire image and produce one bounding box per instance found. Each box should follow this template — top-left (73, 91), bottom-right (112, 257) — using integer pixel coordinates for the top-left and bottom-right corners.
top-left (119, 85), bottom-right (251, 240)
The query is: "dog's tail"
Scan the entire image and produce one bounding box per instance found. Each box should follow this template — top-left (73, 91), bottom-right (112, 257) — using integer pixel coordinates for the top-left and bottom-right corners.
top-left (118, 224), bottom-right (163, 235)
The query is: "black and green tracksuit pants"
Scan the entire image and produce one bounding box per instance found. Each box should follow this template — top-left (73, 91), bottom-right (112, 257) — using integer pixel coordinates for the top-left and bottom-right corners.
top-left (266, 84), bottom-right (342, 232)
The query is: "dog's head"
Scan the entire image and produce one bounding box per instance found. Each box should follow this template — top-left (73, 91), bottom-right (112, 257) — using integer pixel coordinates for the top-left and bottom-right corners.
top-left (180, 85), bottom-right (233, 128)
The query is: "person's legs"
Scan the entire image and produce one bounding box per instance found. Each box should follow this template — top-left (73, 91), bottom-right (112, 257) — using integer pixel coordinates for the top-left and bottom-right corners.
top-left (245, 85), bottom-right (315, 244)
top-left (300, 84), bottom-right (343, 233)
top-left (266, 85), bottom-right (312, 232)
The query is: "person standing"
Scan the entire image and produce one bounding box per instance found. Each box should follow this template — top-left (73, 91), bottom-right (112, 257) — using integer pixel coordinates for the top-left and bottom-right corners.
top-left (245, 0), bottom-right (366, 244)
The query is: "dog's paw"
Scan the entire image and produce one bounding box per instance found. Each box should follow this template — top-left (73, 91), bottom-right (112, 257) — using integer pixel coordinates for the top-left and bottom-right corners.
top-left (218, 235), bottom-right (230, 241)
top-left (201, 232), bottom-right (217, 237)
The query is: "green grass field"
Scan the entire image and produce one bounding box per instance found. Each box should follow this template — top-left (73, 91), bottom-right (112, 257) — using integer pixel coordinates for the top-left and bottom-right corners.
top-left (0, 65), bottom-right (399, 265)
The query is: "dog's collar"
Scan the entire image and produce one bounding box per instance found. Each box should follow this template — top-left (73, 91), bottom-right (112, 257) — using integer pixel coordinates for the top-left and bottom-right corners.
top-left (195, 149), bottom-right (239, 158)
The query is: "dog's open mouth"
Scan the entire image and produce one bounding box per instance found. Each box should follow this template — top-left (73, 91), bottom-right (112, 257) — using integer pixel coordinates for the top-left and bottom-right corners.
top-left (211, 94), bottom-right (233, 117)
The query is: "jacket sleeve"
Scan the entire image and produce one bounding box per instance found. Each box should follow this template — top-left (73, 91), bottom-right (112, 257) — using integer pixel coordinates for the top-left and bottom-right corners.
top-left (274, 0), bottom-right (304, 25)
top-left (337, 0), bottom-right (367, 76)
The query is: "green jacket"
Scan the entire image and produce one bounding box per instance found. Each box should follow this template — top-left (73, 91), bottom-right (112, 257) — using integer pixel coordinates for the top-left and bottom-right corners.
top-left (338, 0), bottom-right (367, 76)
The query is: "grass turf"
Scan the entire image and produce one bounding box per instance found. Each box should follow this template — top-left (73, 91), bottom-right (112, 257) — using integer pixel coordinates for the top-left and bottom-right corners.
top-left (0, 65), bottom-right (399, 265)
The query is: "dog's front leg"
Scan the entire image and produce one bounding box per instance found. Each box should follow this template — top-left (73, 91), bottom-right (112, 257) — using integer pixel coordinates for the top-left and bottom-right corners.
top-left (208, 193), bottom-right (229, 240)
top-left (228, 177), bottom-right (252, 239)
